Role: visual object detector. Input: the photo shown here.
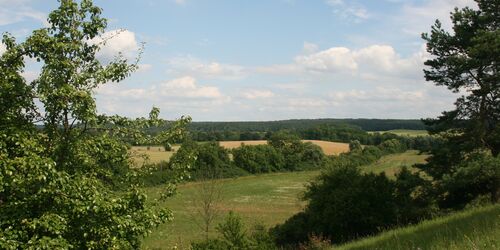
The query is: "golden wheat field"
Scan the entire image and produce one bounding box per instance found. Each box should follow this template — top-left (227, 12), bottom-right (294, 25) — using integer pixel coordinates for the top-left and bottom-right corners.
top-left (130, 140), bottom-right (349, 166)
top-left (218, 140), bottom-right (349, 156)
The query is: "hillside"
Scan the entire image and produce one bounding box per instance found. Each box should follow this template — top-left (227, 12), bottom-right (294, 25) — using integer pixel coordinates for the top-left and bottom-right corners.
top-left (336, 204), bottom-right (500, 250)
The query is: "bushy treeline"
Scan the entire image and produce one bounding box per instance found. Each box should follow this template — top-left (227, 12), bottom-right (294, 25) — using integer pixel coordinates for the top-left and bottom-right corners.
top-left (188, 119), bottom-right (426, 133)
top-left (187, 124), bottom-right (435, 149)
top-left (143, 130), bottom-right (423, 186)
top-left (143, 132), bottom-right (326, 185)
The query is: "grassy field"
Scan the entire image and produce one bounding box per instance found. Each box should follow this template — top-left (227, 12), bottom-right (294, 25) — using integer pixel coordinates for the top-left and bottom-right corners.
top-left (335, 204), bottom-right (500, 250)
top-left (142, 171), bottom-right (319, 249)
top-left (141, 150), bottom-right (427, 249)
top-left (370, 129), bottom-right (429, 137)
top-left (219, 140), bottom-right (349, 155)
top-left (362, 150), bottom-right (428, 177)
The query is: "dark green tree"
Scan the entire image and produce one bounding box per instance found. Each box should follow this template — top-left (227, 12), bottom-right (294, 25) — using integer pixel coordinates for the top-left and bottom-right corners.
top-left (422, 0), bottom-right (499, 155)
top-left (420, 0), bottom-right (500, 207)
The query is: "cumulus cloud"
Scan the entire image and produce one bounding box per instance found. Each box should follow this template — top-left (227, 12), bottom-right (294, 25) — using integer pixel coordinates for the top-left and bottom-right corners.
top-left (295, 47), bottom-right (358, 73)
top-left (0, 43), bottom-right (5, 55)
top-left (95, 76), bottom-right (230, 117)
top-left (97, 76), bottom-right (227, 101)
top-left (90, 29), bottom-right (140, 63)
top-left (0, 0), bottom-right (47, 26)
top-left (167, 56), bottom-right (246, 80)
top-left (158, 76), bottom-right (225, 99)
top-left (266, 44), bottom-right (427, 80)
top-left (242, 90), bottom-right (275, 99)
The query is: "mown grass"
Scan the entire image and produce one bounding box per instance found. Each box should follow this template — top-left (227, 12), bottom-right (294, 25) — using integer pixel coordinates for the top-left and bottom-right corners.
top-left (141, 150), bottom-right (427, 249)
top-left (142, 171), bottom-right (319, 249)
top-left (370, 129), bottom-right (429, 137)
top-left (335, 204), bottom-right (500, 250)
top-left (362, 150), bottom-right (428, 177)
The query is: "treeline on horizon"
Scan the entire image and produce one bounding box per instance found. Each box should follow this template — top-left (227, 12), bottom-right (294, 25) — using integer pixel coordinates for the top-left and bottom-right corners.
top-left (188, 118), bottom-right (426, 132)
top-left (138, 119), bottom-right (428, 144)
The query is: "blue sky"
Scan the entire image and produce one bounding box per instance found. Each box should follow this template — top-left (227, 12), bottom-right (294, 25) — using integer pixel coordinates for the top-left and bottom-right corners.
top-left (0, 0), bottom-right (476, 121)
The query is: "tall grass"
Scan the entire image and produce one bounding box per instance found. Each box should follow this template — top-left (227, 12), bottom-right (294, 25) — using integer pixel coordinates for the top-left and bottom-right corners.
top-left (335, 204), bottom-right (500, 250)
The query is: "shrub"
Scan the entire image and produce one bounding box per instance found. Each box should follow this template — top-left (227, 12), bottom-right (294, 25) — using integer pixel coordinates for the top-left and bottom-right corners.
top-left (273, 165), bottom-right (398, 245)
top-left (233, 144), bottom-right (285, 173)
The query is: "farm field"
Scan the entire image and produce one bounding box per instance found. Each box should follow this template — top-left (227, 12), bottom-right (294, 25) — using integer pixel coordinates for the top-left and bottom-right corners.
top-left (129, 146), bottom-right (180, 166)
top-left (131, 140), bottom-right (350, 165)
top-left (219, 140), bottom-right (349, 155)
top-left (336, 204), bottom-right (500, 250)
top-left (362, 150), bottom-right (428, 177)
top-left (370, 129), bottom-right (429, 137)
top-left (142, 150), bottom-right (427, 249)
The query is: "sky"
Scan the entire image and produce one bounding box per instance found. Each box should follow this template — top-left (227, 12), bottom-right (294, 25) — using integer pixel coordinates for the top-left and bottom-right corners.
top-left (0, 0), bottom-right (477, 121)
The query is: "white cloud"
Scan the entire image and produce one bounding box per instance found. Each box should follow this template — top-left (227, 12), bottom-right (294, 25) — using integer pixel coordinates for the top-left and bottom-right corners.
top-left (91, 29), bottom-right (140, 63)
top-left (242, 90), bottom-right (275, 99)
top-left (173, 0), bottom-right (186, 5)
top-left (95, 76), bottom-right (231, 117)
top-left (303, 42), bottom-right (319, 54)
top-left (325, 0), bottom-right (370, 22)
top-left (97, 76), bottom-right (227, 101)
top-left (253, 64), bottom-right (302, 75)
top-left (0, 0), bottom-right (47, 26)
top-left (330, 87), bottom-right (425, 103)
top-left (288, 98), bottom-right (329, 108)
top-left (137, 64), bottom-right (153, 73)
top-left (260, 44), bottom-right (428, 81)
top-left (399, 0), bottom-right (477, 35)
top-left (159, 76), bottom-right (225, 99)
top-left (0, 43), bottom-right (5, 55)
top-left (167, 56), bottom-right (246, 80)
top-left (295, 47), bottom-right (358, 72)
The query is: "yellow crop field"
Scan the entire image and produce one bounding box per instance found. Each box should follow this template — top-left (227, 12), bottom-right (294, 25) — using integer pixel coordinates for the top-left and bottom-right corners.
top-left (129, 146), bottom-right (179, 166)
top-left (218, 140), bottom-right (349, 156)
top-left (130, 140), bottom-right (349, 166)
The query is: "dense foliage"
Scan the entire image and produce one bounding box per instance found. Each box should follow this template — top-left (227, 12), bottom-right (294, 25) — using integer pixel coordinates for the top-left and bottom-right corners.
top-left (270, 137), bottom-right (430, 246)
top-left (0, 0), bottom-right (190, 248)
top-left (419, 0), bottom-right (500, 208)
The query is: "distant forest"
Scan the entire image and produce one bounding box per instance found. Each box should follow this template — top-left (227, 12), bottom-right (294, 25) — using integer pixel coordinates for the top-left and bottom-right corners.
top-left (189, 119), bottom-right (426, 132)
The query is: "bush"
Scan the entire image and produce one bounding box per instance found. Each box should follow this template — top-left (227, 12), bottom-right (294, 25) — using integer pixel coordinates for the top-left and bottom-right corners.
top-left (273, 165), bottom-right (398, 245)
top-left (233, 144), bottom-right (285, 173)
top-left (440, 150), bottom-right (500, 208)
top-left (393, 167), bottom-right (436, 224)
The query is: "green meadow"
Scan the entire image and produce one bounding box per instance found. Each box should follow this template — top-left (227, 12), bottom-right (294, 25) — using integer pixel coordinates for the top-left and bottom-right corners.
top-left (142, 150), bottom-right (428, 249)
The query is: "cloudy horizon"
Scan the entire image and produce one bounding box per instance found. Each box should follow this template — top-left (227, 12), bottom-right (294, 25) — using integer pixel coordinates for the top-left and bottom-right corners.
top-left (0, 0), bottom-right (477, 121)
